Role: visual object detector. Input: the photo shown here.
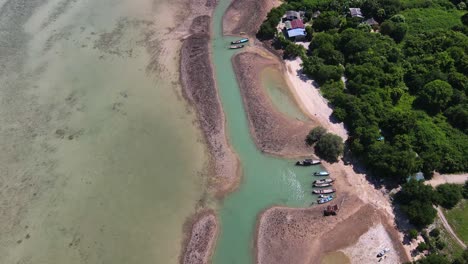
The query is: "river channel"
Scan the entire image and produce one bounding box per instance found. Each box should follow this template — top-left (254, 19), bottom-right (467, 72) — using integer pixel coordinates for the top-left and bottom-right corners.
top-left (211, 0), bottom-right (322, 263)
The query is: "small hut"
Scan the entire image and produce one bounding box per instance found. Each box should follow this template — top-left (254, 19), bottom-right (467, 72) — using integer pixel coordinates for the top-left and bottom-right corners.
top-left (349, 8), bottom-right (363, 18)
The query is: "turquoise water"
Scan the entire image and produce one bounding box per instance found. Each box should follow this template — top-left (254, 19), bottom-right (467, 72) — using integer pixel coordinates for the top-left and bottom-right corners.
top-left (211, 1), bottom-right (322, 263)
top-left (261, 67), bottom-right (309, 121)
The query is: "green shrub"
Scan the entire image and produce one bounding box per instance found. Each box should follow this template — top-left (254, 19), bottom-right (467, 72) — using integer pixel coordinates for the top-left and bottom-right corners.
top-left (409, 229), bottom-right (419, 239)
top-left (429, 228), bottom-right (440, 237)
top-left (314, 133), bottom-right (344, 162)
top-left (417, 242), bottom-right (428, 251)
top-left (306, 126), bottom-right (327, 145)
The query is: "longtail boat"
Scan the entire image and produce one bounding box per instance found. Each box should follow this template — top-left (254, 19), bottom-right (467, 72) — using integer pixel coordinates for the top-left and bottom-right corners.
top-left (313, 182), bottom-right (333, 187)
top-left (313, 188), bottom-right (336, 194)
top-left (231, 38), bottom-right (249, 44)
top-left (314, 178), bottom-right (334, 184)
top-left (229, 45), bottom-right (244, 49)
top-left (317, 195), bottom-right (334, 204)
top-left (295, 159), bottom-right (321, 166)
top-left (314, 171), bottom-right (330, 176)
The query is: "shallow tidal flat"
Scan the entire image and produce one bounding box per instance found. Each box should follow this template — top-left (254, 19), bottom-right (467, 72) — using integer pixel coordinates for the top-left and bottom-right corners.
top-left (0, 0), bottom-right (211, 263)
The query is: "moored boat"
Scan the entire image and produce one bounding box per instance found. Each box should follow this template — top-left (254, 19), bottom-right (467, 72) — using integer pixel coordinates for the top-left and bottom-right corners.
top-left (313, 182), bottom-right (333, 187)
top-left (229, 45), bottom-right (244, 49)
top-left (313, 188), bottom-right (336, 194)
top-left (317, 195), bottom-right (334, 204)
top-left (231, 38), bottom-right (249, 44)
top-left (295, 159), bottom-right (321, 166)
top-left (314, 171), bottom-right (329, 176)
top-left (314, 178), bottom-right (334, 184)
top-left (318, 194), bottom-right (333, 199)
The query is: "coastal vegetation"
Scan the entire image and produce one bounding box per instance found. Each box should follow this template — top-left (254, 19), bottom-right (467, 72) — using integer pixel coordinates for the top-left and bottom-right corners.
top-left (258, 0), bottom-right (467, 182)
top-left (306, 126), bottom-right (344, 162)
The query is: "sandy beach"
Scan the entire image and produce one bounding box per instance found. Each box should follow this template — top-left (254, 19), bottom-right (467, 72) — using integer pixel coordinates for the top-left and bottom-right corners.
top-left (284, 58), bottom-right (348, 140)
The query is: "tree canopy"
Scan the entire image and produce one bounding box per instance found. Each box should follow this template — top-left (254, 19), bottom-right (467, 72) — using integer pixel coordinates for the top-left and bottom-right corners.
top-left (314, 133), bottom-right (344, 162)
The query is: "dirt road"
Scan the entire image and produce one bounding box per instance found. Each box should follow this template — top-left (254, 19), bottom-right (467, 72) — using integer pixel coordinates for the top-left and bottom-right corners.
top-left (436, 206), bottom-right (467, 249)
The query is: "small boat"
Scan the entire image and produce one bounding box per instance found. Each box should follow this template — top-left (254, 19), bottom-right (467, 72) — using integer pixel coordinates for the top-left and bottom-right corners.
top-left (318, 194), bottom-right (333, 199)
top-left (229, 45), bottom-right (244, 49)
top-left (314, 178), bottom-right (334, 184)
top-left (231, 38), bottom-right (249, 44)
top-left (295, 159), bottom-right (321, 166)
top-left (318, 195), bottom-right (334, 204)
top-left (314, 171), bottom-right (330, 176)
top-left (313, 182), bottom-right (333, 187)
top-left (313, 188), bottom-right (336, 194)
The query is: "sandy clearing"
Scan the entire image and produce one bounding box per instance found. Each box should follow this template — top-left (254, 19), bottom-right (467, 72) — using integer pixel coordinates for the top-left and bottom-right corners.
top-left (342, 224), bottom-right (400, 263)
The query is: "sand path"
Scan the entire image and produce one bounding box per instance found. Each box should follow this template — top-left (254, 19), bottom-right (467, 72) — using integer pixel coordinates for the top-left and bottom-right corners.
top-left (426, 173), bottom-right (468, 187)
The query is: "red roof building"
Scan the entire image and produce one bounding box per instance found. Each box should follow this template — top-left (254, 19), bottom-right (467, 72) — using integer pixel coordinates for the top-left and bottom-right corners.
top-left (290, 19), bottom-right (304, 29)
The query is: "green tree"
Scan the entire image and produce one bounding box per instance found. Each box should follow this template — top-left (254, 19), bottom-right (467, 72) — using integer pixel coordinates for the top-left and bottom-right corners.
top-left (417, 242), bottom-right (428, 252)
top-left (464, 181), bottom-right (468, 199)
top-left (462, 13), bottom-right (468, 26)
top-left (436, 183), bottom-right (463, 209)
top-left (396, 180), bottom-right (437, 228)
top-left (312, 11), bottom-right (342, 32)
top-left (416, 253), bottom-right (451, 264)
top-left (306, 126), bottom-right (327, 145)
top-left (409, 229), bottom-right (418, 239)
top-left (380, 20), bottom-right (408, 43)
top-left (418, 80), bottom-right (454, 113)
top-left (314, 133), bottom-right (344, 162)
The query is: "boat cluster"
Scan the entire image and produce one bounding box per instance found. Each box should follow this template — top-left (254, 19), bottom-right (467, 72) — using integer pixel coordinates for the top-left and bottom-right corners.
top-left (295, 158), bottom-right (336, 204)
top-left (228, 38), bottom-right (249, 49)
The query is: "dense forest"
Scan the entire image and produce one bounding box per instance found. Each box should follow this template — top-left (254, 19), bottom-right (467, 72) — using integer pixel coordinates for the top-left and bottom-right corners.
top-left (258, 0), bottom-right (468, 181)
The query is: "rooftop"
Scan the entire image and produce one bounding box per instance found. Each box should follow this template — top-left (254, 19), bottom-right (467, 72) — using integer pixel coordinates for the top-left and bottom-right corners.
top-left (287, 28), bottom-right (307, 38)
top-left (349, 8), bottom-right (363, 18)
top-left (290, 19), bottom-right (305, 29)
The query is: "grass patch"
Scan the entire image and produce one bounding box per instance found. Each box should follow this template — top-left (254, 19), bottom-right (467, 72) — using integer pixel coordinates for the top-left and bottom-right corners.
top-left (433, 217), bottom-right (465, 260)
top-left (444, 200), bottom-right (468, 244)
top-left (401, 8), bottom-right (464, 35)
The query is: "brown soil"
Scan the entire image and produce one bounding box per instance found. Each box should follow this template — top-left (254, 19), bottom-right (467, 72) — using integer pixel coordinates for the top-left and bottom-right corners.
top-left (180, 210), bottom-right (218, 264)
top-left (222, 0), bottom-right (281, 36)
top-left (256, 194), bottom-right (409, 264)
top-left (180, 3), bottom-right (239, 197)
top-left (232, 49), bottom-right (315, 157)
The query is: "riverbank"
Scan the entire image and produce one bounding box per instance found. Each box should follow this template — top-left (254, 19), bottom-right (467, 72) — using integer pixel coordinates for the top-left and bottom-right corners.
top-left (179, 0), bottom-right (241, 263)
top-left (232, 49), bottom-right (315, 157)
top-left (180, 210), bottom-right (218, 264)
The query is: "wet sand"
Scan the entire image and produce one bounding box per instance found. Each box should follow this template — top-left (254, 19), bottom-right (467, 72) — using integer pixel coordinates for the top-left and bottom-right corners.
top-left (232, 49), bottom-right (315, 157)
top-left (181, 210), bottom-right (218, 264)
top-left (180, 0), bottom-right (239, 197)
top-left (222, 0), bottom-right (281, 36)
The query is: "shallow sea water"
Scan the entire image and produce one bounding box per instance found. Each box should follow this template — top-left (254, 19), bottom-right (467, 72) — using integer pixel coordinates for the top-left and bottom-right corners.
top-left (0, 0), bottom-right (211, 263)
